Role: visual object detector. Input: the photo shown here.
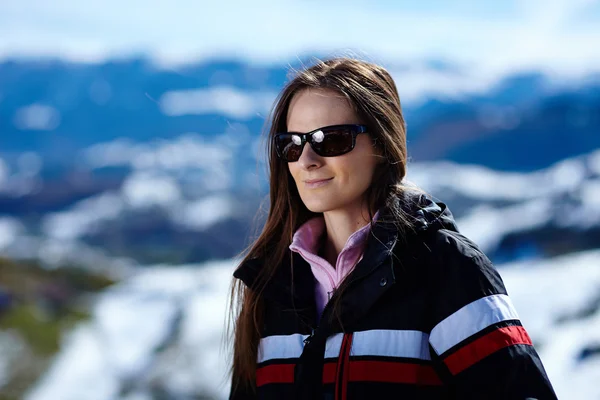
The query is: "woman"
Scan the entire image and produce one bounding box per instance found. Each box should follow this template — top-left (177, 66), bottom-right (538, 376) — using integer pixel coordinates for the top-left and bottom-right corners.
top-left (228, 57), bottom-right (557, 400)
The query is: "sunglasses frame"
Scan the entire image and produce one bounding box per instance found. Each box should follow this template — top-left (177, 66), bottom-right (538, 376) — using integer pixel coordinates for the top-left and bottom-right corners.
top-left (274, 124), bottom-right (368, 162)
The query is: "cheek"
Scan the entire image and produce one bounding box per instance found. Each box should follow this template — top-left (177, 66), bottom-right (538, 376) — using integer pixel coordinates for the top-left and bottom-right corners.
top-left (287, 164), bottom-right (300, 183)
top-left (333, 157), bottom-right (376, 187)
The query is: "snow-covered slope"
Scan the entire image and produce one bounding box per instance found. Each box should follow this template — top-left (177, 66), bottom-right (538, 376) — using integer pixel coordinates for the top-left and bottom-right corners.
top-left (408, 149), bottom-right (600, 257)
top-left (502, 251), bottom-right (600, 400)
top-left (26, 250), bottom-right (600, 400)
top-left (26, 260), bottom-right (237, 400)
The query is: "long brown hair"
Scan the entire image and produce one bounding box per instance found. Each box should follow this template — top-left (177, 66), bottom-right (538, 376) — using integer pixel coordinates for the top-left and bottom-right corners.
top-left (227, 56), bottom-right (412, 392)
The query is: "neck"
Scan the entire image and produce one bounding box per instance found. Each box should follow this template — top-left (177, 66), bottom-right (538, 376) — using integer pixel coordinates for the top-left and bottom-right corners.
top-left (320, 202), bottom-right (374, 268)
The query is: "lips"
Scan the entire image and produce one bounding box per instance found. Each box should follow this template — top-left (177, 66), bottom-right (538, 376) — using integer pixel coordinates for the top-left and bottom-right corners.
top-left (304, 178), bottom-right (333, 184)
top-left (304, 177), bottom-right (333, 189)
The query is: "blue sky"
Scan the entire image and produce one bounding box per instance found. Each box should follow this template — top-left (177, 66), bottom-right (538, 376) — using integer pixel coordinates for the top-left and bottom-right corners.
top-left (1, 0), bottom-right (599, 76)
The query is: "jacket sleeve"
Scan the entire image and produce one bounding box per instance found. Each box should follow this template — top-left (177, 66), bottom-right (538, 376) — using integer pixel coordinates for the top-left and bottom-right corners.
top-left (426, 229), bottom-right (558, 400)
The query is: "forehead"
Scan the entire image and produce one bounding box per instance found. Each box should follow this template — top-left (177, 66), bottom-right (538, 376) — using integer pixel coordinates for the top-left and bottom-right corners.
top-left (286, 88), bottom-right (359, 133)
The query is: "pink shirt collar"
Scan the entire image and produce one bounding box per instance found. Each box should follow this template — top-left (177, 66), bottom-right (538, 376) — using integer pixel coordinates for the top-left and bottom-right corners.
top-left (289, 210), bottom-right (379, 318)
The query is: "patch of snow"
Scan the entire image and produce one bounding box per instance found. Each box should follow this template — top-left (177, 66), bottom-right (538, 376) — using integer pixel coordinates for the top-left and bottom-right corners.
top-left (457, 198), bottom-right (553, 252)
top-left (121, 172), bottom-right (181, 208)
top-left (26, 260), bottom-right (237, 400)
top-left (42, 192), bottom-right (125, 241)
top-left (0, 331), bottom-right (28, 389)
top-left (408, 157), bottom-right (587, 201)
top-left (172, 195), bottom-right (236, 231)
top-left (581, 179), bottom-right (600, 208)
top-left (92, 291), bottom-right (180, 380)
top-left (83, 134), bottom-right (233, 174)
top-left (83, 138), bottom-right (137, 169)
top-left (0, 217), bottom-right (24, 250)
top-left (557, 179), bottom-right (600, 229)
top-left (159, 86), bottom-right (277, 119)
top-left (501, 250), bottom-right (600, 400)
top-left (409, 152), bottom-right (600, 254)
top-left (588, 149), bottom-right (600, 176)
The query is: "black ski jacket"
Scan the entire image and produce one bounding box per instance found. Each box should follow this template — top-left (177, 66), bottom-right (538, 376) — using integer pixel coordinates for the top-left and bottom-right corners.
top-left (231, 193), bottom-right (558, 400)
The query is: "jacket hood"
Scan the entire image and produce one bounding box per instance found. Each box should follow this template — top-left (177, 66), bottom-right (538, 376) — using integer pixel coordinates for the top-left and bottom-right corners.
top-left (404, 190), bottom-right (459, 233)
top-left (375, 188), bottom-right (459, 237)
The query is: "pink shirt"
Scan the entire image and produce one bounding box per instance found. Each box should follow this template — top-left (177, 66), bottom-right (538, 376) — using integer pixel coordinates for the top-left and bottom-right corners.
top-left (289, 211), bottom-right (379, 320)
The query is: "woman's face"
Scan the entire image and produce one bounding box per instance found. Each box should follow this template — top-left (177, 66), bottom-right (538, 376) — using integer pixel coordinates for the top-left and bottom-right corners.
top-left (286, 88), bottom-right (381, 214)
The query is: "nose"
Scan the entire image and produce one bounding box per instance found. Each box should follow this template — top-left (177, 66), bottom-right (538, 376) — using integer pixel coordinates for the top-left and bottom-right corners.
top-left (297, 142), bottom-right (323, 170)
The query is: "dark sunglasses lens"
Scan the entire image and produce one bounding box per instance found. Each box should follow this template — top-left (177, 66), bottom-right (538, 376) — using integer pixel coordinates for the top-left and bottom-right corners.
top-left (275, 134), bottom-right (303, 161)
top-left (312, 127), bottom-right (354, 156)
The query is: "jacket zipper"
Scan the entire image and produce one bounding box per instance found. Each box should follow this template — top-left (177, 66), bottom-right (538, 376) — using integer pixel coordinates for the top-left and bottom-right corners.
top-left (302, 283), bottom-right (338, 347)
top-left (302, 247), bottom-right (395, 391)
top-left (303, 294), bottom-right (335, 346)
top-left (334, 332), bottom-right (353, 400)
top-left (332, 251), bottom-right (394, 400)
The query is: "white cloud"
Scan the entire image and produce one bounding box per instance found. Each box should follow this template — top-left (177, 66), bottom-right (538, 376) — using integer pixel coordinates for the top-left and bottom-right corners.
top-left (0, 0), bottom-right (598, 78)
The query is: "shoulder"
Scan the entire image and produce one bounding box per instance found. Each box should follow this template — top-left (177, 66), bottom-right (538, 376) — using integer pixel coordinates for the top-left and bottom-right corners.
top-left (425, 228), bottom-right (498, 279)
top-left (423, 228), bottom-right (508, 315)
top-left (429, 228), bottom-right (489, 263)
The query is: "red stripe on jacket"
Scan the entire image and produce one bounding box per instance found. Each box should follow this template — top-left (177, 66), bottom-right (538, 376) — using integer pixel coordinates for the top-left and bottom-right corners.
top-left (256, 359), bottom-right (442, 387)
top-left (443, 325), bottom-right (533, 375)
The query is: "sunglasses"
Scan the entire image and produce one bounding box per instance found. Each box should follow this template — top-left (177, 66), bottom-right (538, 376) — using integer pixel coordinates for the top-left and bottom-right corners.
top-left (274, 124), bottom-right (368, 162)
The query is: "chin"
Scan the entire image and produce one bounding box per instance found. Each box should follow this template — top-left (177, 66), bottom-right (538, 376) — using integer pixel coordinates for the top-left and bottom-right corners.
top-left (301, 192), bottom-right (365, 215)
top-left (301, 198), bottom-right (337, 214)
top-left (304, 204), bottom-right (331, 213)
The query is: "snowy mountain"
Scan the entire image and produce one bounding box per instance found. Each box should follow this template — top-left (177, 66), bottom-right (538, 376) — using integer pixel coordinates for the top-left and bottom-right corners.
top-left (1, 58), bottom-right (599, 171)
top-left (2, 148), bottom-right (599, 269)
top-left (24, 259), bottom-right (235, 400)
top-left (1, 57), bottom-right (599, 266)
top-left (408, 149), bottom-right (600, 262)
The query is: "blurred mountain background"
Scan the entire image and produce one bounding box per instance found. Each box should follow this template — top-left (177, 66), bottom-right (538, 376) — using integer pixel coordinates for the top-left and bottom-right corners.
top-left (1, 0), bottom-right (600, 399)
top-left (1, 58), bottom-right (599, 266)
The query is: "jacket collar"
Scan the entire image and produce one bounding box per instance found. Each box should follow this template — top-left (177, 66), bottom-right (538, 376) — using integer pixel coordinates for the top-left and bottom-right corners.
top-left (232, 210), bottom-right (399, 315)
top-left (232, 191), bottom-right (457, 315)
